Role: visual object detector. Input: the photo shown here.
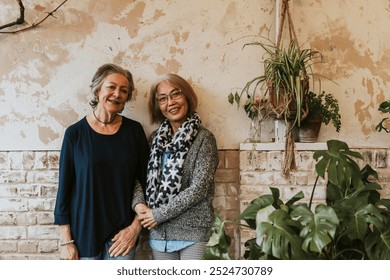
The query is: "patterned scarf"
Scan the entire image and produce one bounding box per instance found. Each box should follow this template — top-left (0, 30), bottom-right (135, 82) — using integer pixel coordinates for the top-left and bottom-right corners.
top-left (146, 113), bottom-right (201, 208)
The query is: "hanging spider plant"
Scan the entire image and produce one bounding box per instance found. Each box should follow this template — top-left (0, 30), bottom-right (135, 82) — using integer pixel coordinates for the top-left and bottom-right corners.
top-left (253, 38), bottom-right (323, 127)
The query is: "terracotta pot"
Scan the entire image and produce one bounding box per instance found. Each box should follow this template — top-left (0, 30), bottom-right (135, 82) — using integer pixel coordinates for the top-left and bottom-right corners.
top-left (298, 117), bottom-right (322, 142)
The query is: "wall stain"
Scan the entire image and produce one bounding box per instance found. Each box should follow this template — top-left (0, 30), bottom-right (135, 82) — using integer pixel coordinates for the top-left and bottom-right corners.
top-left (118, 2), bottom-right (146, 38)
top-left (38, 125), bottom-right (60, 145)
top-left (155, 58), bottom-right (182, 75)
top-left (48, 104), bottom-right (79, 128)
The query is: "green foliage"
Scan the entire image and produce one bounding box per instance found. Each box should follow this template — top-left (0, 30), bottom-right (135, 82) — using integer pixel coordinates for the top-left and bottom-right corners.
top-left (228, 38), bottom-right (324, 127)
top-left (304, 91), bottom-right (341, 132)
top-left (205, 139), bottom-right (390, 260)
top-left (376, 100), bottom-right (390, 133)
top-left (204, 212), bottom-right (231, 260)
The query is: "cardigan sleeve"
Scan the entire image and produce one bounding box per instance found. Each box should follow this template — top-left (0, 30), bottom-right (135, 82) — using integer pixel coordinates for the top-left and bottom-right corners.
top-left (152, 130), bottom-right (218, 224)
top-left (131, 123), bottom-right (149, 208)
top-left (136, 123), bottom-right (149, 193)
top-left (54, 127), bottom-right (76, 225)
top-left (131, 180), bottom-right (146, 210)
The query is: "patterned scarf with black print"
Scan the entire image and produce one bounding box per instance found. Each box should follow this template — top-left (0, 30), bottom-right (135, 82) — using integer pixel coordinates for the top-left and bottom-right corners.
top-left (146, 112), bottom-right (201, 208)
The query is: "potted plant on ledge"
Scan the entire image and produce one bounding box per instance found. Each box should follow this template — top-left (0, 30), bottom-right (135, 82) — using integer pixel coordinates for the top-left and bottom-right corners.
top-left (298, 91), bottom-right (341, 142)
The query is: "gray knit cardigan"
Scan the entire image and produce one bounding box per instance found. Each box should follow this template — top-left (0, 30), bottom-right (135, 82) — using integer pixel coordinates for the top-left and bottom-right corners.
top-left (149, 126), bottom-right (219, 242)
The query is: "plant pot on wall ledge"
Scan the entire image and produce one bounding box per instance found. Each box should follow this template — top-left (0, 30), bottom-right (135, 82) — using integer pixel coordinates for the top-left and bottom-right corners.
top-left (298, 117), bottom-right (322, 142)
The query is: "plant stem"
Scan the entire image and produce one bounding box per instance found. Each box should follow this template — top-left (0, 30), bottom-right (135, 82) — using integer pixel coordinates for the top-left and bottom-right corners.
top-left (309, 174), bottom-right (319, 209)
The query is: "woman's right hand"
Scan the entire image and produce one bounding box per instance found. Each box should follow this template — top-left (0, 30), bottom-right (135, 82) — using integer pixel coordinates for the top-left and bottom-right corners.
top-left (60, 243), bottom-right (79, 260)
top-left (59, 224), bottom-right (78, 260)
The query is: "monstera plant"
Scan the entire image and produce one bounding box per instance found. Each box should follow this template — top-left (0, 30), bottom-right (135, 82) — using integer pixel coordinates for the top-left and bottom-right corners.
top-left (205, 140), bottom-right (390, 260)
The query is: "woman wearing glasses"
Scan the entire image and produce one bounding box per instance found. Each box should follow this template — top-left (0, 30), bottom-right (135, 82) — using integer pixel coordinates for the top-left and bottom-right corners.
top-left (135, 73), bottom-right (218, 260)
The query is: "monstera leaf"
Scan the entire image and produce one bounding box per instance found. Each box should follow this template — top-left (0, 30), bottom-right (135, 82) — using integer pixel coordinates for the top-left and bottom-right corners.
top-left (291, 204), bottom-right (339, 253)
top-left (239, 189), bottom-right (277, 229)
top-left (314, 140), bottom-right (363, 195)
top-left (257, 209), bottom-right (312, 259)
top-left (365, 224), bottom-right (390, 260)
top-left (204, 212), bottom-right (231, 259)
top-left (243, 238), bottom-right (263, 260)
top-left (335, 198), bottom-right (384, 241)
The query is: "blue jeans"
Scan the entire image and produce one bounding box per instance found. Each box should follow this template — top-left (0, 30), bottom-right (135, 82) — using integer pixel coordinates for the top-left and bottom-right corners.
top-left (79, 241), bottom-right (136, 260)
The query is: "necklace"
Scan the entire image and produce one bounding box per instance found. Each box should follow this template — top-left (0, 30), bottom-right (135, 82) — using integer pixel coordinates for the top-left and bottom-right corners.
top-left (93, 110), bottom-right (117, 125)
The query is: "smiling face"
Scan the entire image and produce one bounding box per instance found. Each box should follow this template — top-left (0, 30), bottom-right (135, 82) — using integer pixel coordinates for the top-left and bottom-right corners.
top-left (157, 80), bottom-right (189, 133)
top-left (96, 73), bottom-right (129, 114)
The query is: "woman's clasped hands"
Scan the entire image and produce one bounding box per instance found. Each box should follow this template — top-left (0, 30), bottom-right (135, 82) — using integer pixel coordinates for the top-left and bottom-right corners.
top-left (135, 204), bottom-right (158, 230)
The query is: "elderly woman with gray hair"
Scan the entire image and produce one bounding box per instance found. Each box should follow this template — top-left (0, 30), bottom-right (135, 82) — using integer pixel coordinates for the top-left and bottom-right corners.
top-left (54, 63), bottom-right (149, 260)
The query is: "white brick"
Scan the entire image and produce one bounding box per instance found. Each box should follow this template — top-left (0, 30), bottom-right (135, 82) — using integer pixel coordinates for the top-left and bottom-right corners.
top-left (18, 184), bottom-right (39, 197)
top-left (28, 198), bottom-right (56, 211)
top-left (27, 226), bottom-right (58, 240)
top-left (0, 241), bottom-right (17, 253)
top-left (0, 152), bottom-right (9, 170)
top-left (18, 240), bottom-right (38, 253)
top-left (26, 171), bottom-right (58, 184)
top-left (8, 171), bottom-right (27, 183)
top-left (295, 152), bottom-right (316, 171)
top-left (15, 212), bottom-right (37, 226)
top-left (40, 184), bottom-right (58, 198)
top-left (240, 171), bottom-right (274, 185)
top-left (240, 151), bottom-right (268, 171)
top-left (36, 212), bottom-right (54, 225)
top-left (38, 240), bottom-right (58, 253)
top-left (0, 213), bottom-right (16, 226)
top-left (0, 198), bottom-right (28, 211)
top-left (34, 152), bottom-right (48, 170)
top-left (9, 152), bottom-right (23, 170)
top-left (47, 152), bottom-right (60, 170)
top-left (22, 152), bottom-right (35, 170)
top-left (0, 185), bottom-right (18, 197)
top-left (0, 226), bottom-right (27, 239)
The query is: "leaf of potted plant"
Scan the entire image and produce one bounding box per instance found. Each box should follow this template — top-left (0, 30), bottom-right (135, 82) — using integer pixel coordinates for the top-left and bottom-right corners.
top-left (376, 100), bottom-right (390, 133)
top-left (298, 91), bottom-right (341, 142)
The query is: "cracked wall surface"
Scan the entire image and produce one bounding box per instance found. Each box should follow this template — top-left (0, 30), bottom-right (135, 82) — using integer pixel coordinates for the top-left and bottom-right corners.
top-left (0, 0), bottom-right (389, 150)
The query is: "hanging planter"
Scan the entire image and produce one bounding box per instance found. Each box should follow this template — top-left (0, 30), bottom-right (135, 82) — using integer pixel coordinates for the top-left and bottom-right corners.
top-left (228, 0), bottom-right (329, 176)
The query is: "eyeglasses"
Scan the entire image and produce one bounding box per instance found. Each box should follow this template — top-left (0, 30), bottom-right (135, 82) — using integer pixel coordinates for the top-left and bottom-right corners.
top-left (156, 89), bottom-right (183, 104)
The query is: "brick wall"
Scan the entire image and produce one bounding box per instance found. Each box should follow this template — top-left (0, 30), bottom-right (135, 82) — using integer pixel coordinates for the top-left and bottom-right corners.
top-left (0, 150), bottom-right (241, 260)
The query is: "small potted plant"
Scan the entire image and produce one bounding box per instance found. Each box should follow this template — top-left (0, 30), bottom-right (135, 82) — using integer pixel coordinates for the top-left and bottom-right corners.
top-left (298, 91), bottom-right (341, 142)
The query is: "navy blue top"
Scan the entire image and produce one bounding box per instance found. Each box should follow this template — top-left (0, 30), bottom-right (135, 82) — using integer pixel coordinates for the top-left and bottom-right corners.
top-left (54, 116), bottom-right (149, 257)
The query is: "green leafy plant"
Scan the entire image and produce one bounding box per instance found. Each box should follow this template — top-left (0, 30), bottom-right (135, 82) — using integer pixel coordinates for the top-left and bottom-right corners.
top-left (303, 91), bottom-right (341, 132)
top-left (376, 100), bottom-right (390, 133)
top-left (228, 38), bottom-right (324, 127)
top-left (205, 139), bottom-right (390, 260)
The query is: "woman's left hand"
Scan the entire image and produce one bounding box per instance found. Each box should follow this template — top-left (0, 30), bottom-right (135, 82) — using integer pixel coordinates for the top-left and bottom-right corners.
top-left (138, 208), bottom-right (158, 230)
top-left (109, 219), bottom-right (142, 257)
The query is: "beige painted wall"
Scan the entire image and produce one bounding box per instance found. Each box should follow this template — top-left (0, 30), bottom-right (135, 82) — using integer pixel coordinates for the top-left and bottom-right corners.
top-left (0, 0), bottom-right (389, 150)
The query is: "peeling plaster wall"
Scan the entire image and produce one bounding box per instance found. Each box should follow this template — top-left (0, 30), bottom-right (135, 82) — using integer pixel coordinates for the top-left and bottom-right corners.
top-left (0, 0), bottom-right (389, 150)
